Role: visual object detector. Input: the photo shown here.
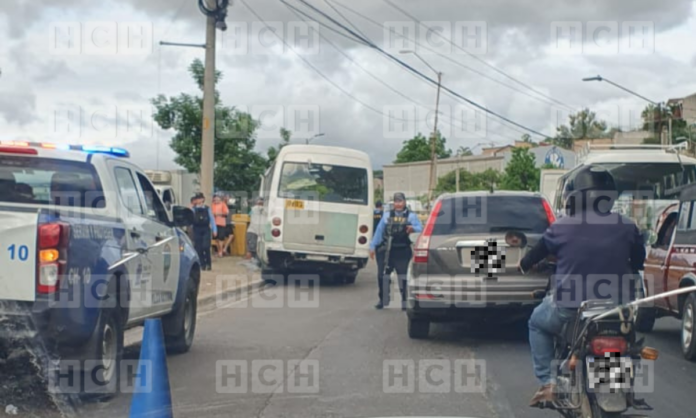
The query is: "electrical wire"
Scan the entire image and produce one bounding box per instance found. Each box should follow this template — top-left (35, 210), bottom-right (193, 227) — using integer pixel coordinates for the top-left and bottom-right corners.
top-left (329, 0), bottom-right (574, 114)
top-left (239, 0), bottom-right (419, 123)
top-left (292, 0), bottom-right (551, 139)
top-left (381, 0), bottom-right (576, 113)
top-left (282, 0), bottom-right (520, 144)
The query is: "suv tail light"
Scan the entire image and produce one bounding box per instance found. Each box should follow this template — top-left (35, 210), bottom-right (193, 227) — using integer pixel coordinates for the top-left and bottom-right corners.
top-left (272, 217), bottom-right (282, 226)
top-left (413, 200), bottom-right (442, 264)
top-left (590, 336), bottom-right (627, 356)
top-left (542, 198), bottom-right (556, 224)
top-left (37, 223), bottom-right (70, 294)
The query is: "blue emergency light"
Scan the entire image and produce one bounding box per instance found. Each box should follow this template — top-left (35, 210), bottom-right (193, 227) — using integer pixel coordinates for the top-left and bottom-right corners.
top-left (80, 145), bottom-right (129, 157)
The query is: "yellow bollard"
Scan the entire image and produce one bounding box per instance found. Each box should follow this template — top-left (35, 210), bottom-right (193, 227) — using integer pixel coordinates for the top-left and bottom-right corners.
top-left (231, 214), bottom-right (250, 256)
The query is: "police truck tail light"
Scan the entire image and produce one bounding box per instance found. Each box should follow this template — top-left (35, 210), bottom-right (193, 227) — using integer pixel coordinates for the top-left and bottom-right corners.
top-left (413, 200), bottom-right (442, 264)
top-left (590, 337), bottom-right (627, 356)
top-left (37, 223), bottom-right (70, 294)
top-left (271, 228), bottom-right (281, 238)
top-left (359, 225), bottom-right (368, 234)
top-left (358, 236), bottom-right (367, 245)
top-left (272, 217), bottom-right (282, 226)
top-left (542, 198), bottom-right (556, 224)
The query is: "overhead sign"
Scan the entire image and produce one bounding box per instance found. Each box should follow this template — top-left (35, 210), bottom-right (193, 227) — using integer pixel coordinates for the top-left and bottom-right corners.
top-left (544, 147), bottom-right (565, 168)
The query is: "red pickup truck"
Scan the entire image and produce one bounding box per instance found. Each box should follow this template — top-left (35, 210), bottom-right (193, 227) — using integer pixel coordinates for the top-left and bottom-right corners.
top-left (639, 193), bottom-right (696, 361)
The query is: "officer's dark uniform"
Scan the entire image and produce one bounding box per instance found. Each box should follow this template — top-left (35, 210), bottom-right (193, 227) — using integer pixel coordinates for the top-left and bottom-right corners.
top-left (373, 201), bottom-right (383, 233)
top-left (191, 198), bottom-right (215, 270)
top-left (371, 195), bottom-right (423, 309)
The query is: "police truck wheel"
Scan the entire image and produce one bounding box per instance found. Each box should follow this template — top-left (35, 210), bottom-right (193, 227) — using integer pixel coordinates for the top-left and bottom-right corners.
top-left (634, 307), bottom-right (656, 333)
top-left (164, 277), bottom-right (198, 354)
top-left (80, 305), bottom-right (123, 400)
top-left (408, 317), bottom-right (430, 339)
top-left (682, 293), bottom-right (696, 361)
top-left (262, 268), bottom-right (287, 285)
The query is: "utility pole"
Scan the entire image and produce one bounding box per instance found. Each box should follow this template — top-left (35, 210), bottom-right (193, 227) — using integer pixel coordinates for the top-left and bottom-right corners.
top-left (198, 0), bottom-right (229, 198)
top-left (200, 11), bottom-right (216, 199)
top-left (428, 72), bottom-right (443, 203)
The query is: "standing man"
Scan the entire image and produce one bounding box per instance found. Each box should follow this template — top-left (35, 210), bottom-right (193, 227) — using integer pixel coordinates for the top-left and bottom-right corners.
top-left (191, 193), bottom-right (217, 271)
top-left (370, 192), bottom-right (423, 310)
top-left (373, 200), bottom-right (383, 235)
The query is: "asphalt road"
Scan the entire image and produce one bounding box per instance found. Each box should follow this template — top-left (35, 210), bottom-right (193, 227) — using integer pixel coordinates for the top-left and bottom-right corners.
top-left (72, 263), bottom-right (696, 418)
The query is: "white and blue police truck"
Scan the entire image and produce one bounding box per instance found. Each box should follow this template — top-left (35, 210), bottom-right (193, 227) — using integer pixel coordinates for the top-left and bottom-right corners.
top-left (0, 141), bottom-right (200, 397)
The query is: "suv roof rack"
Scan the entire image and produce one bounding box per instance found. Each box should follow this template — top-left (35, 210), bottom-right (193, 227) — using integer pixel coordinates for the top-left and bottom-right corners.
top-left (576, 142), bottom-right (688, 164)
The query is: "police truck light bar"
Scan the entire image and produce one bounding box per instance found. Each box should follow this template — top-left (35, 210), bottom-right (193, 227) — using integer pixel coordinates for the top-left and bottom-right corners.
top-left (0, 141), bottom-right (130, 158)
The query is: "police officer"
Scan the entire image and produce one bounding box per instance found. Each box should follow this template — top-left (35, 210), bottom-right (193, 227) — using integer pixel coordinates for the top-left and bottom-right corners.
top-left (518, 165), bottom-right (645, 407)
top-left (373, 200), bottom-right (383, 232)
top-left (191, 193), bottom-right (217, 271)
top-left (370, 192), bottom-right (423, 310)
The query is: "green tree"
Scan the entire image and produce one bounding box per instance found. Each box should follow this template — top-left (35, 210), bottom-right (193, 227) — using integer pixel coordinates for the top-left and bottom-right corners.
top-left (151, 59), bottom-right (267, 194)
top-left (456, 146), bottom-right (473, 156)
top-left (394, 132), bottom-right (452, 163)
top-left (641, 103), bottom-right (688, 143)
top-left (500, 148), bottom-right (540, 191)
top-left (267, 128), bottom-right (292, 166)
top-left (435, 168), bottom-right (501, 194)
top-left (553, 108), bottom-right (608, 149)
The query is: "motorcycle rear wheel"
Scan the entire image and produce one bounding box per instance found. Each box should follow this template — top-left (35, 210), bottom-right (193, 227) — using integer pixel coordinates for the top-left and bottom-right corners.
top-left (578, 394), bottom-right (622, 418)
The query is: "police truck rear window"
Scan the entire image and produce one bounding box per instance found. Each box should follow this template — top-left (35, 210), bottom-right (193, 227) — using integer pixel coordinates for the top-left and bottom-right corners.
top-left (432, 195), bottom-right (550, 235)
top-left (0, 156), bottom-right (103, 208)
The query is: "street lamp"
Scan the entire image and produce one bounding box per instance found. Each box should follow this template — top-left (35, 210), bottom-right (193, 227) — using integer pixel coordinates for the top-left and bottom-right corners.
top-left (305, 133), bottom-right (325, 144)
top-left (582, 75), bottom-right (671, 145)
top-left (400, 50), bottom-right (443, 204)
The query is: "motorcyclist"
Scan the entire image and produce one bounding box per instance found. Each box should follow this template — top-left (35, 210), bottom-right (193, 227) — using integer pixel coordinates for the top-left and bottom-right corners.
top-left (518, 165), bottom-right (646, 407)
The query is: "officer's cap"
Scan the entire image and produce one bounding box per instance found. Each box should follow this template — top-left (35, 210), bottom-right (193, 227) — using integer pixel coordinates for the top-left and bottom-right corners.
top-left (393, 192), bottom-right (406, 202)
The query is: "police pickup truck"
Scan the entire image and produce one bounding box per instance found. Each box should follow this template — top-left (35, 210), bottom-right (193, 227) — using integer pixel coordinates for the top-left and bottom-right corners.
top-left (0, 142), bottom-right (200, 397)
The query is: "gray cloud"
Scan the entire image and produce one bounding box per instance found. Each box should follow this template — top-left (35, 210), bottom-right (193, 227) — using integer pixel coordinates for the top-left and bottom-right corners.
top-left (0, 90), bottom-right (38, 125)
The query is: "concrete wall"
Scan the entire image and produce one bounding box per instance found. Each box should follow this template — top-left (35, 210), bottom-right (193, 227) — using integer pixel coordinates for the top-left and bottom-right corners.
top-left (383, 156), bottom-right (504, 198)
top-left (683, 93), bottom-right (696, 125)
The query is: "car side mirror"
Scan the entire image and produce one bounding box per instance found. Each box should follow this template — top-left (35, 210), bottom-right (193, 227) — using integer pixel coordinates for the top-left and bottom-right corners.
top-left (172, 206), bottom-right (194, 227)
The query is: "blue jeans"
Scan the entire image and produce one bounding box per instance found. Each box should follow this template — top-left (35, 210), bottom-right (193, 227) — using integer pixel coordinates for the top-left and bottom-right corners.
top-left (528, 296), bottom-right (575, 385)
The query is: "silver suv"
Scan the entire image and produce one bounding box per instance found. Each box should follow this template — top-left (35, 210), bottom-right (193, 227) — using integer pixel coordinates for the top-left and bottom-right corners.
top-left (406, 191), bottom-right (555, 339)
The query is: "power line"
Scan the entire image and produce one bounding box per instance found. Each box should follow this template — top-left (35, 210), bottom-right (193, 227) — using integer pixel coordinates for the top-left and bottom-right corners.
top-left (381, 0), bottom-right (576, 112)
top-left (238, 0), bottom-right (419, 123)
top-left (282, 0), bottom-right (520, 144)
top-left (323, 0), bottom-right (369, 40)
top-left (329, 0), bottom-right (574, 114)
top-left (293, 0), bottom-right (550, 139)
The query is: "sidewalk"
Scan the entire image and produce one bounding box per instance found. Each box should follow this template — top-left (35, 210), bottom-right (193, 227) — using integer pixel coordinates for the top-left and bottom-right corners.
top-left (125, 256), bottom-right (262, 346)
top-left (198, 256), bottom-right (263, 307)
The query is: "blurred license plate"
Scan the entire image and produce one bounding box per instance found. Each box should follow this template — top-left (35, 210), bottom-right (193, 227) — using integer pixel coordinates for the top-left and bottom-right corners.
top-left (462, 242), bottom-right (507, 277)
top-left (586, 355), bottom-right (633, 391)
top-left (285, 199), bottom-right (305, 210)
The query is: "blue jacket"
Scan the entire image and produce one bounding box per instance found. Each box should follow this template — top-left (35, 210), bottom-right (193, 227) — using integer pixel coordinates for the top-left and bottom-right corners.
top-left (520, 211), bottom-right (645, 308)
top-left (370, 210), bottom-right (423, 251)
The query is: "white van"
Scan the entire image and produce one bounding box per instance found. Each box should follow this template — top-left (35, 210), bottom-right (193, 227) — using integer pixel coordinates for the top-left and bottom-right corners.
top-left (257, 145), bottom-right (374, 283)
top-left (551, 143), bottom-right (696, 234)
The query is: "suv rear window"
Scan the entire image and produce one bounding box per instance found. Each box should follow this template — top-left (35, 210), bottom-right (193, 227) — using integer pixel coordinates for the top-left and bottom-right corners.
top-left (0, 156), bottom-right (104, 208)
top-left (432, 195), bottom-right (550, 235)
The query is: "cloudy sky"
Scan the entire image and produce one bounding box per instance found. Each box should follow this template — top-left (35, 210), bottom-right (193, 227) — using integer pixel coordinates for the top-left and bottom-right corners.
top-left (1, 0), bottom-right (696, 170)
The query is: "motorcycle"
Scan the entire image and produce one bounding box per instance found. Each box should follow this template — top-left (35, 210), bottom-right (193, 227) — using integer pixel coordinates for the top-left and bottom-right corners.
top-left (510, 232), bottom-right (696, 417)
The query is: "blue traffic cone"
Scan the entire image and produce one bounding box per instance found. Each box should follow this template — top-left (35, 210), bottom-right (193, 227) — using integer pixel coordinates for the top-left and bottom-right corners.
top-left (129, 318), bottom-right (173, 418)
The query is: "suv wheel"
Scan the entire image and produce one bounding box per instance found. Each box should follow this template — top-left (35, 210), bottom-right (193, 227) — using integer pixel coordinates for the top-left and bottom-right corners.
top-left (408, 317), bottom-right (430, 339)
top-left (634, 307), bottom-right (656, 333)
top-left (682, 293), bottom-right (696, 361)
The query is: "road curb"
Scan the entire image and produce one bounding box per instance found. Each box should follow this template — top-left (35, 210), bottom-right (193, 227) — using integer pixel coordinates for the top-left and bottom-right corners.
top-left (197, 277), bottom-right (264, 309)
